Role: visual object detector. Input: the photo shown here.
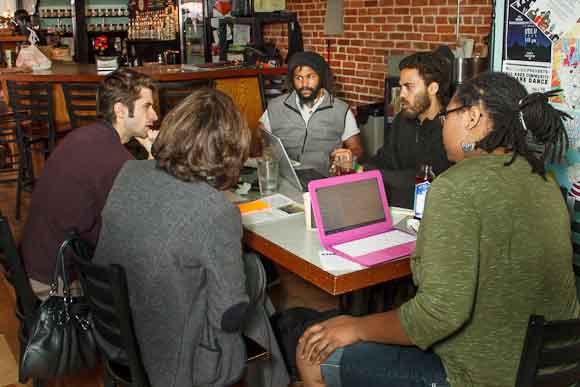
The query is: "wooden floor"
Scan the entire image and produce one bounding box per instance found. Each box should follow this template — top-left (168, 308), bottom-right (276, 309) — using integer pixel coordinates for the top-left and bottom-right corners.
top-left (0, 178), bottom-right (336, 387)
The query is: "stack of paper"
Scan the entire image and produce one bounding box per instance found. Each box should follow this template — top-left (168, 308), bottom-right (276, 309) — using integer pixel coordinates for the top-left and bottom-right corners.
top-left (239, 194), bottom-right (303, 225)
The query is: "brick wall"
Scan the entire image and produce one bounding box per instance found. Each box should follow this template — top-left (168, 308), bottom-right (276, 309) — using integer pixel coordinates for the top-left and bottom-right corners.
top-left (263, 0), bottom-right (493, 106)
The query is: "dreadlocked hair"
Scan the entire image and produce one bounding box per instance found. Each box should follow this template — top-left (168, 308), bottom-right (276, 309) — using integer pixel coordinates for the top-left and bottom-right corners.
top-left (454, 72), bottom-right (570, 178)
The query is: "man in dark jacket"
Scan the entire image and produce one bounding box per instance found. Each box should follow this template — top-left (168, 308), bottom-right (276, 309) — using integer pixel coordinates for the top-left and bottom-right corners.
top-left (367, 51), bottom-right (453, 208)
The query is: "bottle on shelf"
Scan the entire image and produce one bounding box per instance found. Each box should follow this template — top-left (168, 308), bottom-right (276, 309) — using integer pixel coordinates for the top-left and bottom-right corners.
top-left (413, 164), bottom-right (435, 220)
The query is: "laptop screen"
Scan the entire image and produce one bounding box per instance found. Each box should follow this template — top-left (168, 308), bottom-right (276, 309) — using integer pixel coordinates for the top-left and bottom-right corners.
top-left (315, 178), bottom-right (386, 235)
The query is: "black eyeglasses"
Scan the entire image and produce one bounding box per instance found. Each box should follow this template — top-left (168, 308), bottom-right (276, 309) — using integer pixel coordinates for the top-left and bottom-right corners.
top-left (438, 105), bottom-right (467, 122)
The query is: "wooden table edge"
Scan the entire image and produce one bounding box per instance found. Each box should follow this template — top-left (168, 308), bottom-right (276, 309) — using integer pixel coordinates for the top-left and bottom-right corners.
top-left (243, 229), bottom-right (412, 296)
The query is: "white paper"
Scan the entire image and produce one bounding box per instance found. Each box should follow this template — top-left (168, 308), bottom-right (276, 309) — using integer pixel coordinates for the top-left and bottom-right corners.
top-left (261, 194), bottom-right (295, 208)
top-left (243, 208), bottom-right (293, 226)
top-left (319, 249), bottom-right (364, 272)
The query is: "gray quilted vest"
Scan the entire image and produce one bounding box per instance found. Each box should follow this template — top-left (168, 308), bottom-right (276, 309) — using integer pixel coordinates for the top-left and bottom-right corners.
top-left (267, 90), bottom-right (349, 174)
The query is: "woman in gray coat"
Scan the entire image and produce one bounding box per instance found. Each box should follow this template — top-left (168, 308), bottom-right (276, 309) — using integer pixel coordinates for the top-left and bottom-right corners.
top-left (93, 88), bottom-right (287, 386)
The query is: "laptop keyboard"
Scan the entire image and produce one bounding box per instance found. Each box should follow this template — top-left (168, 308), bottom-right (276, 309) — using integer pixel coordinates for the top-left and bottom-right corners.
top-left (333, 230), bottom-right (416, 257)
top-left (296, 169), bottom-right (326, 189)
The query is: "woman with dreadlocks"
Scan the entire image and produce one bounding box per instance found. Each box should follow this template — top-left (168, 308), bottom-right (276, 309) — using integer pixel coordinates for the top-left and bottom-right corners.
top-left (296, 72), bottom-right (580, 387)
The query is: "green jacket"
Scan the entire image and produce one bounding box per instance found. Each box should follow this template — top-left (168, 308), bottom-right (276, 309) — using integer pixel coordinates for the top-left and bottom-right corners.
top-left (400, 154), bottom-right (580, 387)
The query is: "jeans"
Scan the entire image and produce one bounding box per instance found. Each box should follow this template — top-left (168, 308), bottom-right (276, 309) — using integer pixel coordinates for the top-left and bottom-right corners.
top-left (321, 343), bottom-right (449, 387)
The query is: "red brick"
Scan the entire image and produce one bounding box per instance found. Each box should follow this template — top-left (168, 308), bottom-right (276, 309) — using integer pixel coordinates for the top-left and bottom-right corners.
top-left (394, 7), bottom-right (411, 15)
top-left (405, 32), bottom-right (422, 40)
top-left (397, 24), bottom-right (413, 32)
top-left (418, 24), bottom-right (436, 33)
top-left (413, 41), bottom-right (430, 50)
top-left (437, 25), bottom-right (455, 33)
top-left (459, 25), bottom-right (476, 34)
top-left (365, 24), bottom-right (381, 32)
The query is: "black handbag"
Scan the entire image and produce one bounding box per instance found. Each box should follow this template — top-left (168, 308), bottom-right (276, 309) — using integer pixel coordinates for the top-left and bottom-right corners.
top-left (20, 235), bottom-right (99, 379)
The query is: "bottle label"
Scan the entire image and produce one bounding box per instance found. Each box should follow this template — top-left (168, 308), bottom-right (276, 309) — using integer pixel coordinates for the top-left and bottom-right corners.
top-left (414, 181), bottom-right (431, 219)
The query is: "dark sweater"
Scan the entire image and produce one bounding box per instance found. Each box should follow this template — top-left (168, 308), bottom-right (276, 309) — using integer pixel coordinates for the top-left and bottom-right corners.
top-left (367, 113), bottom-right (452, 209)
top-left (21, 121), bottom-right (133, 283)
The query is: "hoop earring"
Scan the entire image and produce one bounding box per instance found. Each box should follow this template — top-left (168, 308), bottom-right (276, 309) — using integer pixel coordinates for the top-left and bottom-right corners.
top-left (460, 141), bottom-right (476, 153)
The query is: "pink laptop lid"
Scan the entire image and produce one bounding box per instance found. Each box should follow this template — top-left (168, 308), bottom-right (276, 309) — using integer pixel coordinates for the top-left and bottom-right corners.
top-left (308, 170), bottom-right (393, 246)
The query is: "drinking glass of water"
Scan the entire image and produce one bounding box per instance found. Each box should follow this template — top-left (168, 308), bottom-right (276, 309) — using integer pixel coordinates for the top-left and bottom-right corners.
top-left (257, 158), bottom-right (279, 195)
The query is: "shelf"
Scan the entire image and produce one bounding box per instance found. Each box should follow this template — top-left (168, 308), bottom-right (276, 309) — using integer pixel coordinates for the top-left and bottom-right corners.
top-left (126, 39), bottom-right (178, 43)
top-left (88, 30), bottom-right (128, 34)
top-left (46, 32), bottom-right (73, 37)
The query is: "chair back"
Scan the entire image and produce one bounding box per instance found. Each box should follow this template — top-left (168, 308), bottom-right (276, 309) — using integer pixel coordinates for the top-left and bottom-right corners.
top-left (6, 81), bottom-right (56, 152)
top-left (0, 113), bottom-right (33, 219)
top-left (71, 252), bottom-right (151, 387)
top-left (515, 314), bottom-right (580, 387)
top-left (62, 83), bottom-right (99, 129)
top-left (157, 79), bottom-right (213, 119)
top-left (258, 72), bottom-right (288, 111)
top-left (0, 213), bottom-right (40, 384)
top-left (0, 213), bottom-right (38, 322)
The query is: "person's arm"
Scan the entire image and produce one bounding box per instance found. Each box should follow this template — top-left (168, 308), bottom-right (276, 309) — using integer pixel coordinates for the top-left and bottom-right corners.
top-left (197, 203), bottom-right (249, 332)
top-left (341, 109), bottom-right (364, 160)
top-left (343, 134), bottom-right (364, 160)
top-left (298, 309), bottom-right (412, 364)
top-left (398, 177), bottom-right (479, 349)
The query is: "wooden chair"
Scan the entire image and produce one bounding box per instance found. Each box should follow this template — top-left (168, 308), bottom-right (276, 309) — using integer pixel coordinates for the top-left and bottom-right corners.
top-left (7, 81), bottom-right (58, 159)
top-left (515, 314), bottom-right (580, 386)
top-left (0, 112), bottom-right (34, 220)
top-left (215, 76), bottom-right (263, 156)
top-left (71, 251), bottom-right (152, 387)
top-left (62, 83), bottom-right (99, 129)
top-left (157, 79), bottom-right (213, 119)
top-left (72, 249), bottom-right (269, 387)
top-left (0, 213), bottom-right (44, 387)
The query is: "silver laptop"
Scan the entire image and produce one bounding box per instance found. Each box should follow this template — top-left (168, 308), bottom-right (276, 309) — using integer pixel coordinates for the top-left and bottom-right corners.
top-left (261, 129), bottom-right (326, 192)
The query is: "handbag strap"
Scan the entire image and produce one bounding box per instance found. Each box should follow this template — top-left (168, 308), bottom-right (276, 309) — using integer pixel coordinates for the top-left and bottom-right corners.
top-left (50, 236), bottom-right (79, 298)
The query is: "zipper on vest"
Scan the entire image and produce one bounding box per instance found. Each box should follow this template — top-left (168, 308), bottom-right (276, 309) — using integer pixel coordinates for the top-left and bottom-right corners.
top-left (300, 110), bottom-right (319, 156)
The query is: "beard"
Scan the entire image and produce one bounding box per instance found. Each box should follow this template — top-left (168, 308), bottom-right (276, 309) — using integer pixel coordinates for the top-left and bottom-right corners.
top-left (400, 90), bottom-right (431, 119)
top-left (297, 83), bottom-right (322, 107)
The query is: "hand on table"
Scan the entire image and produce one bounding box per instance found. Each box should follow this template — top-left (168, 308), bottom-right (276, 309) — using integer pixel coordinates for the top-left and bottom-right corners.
top-left (298, 314), bottom-right (360, 365)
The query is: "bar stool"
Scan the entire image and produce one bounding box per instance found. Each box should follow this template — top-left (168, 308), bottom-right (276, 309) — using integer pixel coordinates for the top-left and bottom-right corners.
top-left (62, 82), bottom-right (99, 129)
top-left (7, 81), bottom-right (59, 176)
top-left (0, 112), bottom-right (34, 220)
top-left (157, 79), bottom-right (213, 119)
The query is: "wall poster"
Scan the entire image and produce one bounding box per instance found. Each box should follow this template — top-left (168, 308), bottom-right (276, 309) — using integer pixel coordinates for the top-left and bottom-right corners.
top-left (503, 0), bottom-right (580, 191)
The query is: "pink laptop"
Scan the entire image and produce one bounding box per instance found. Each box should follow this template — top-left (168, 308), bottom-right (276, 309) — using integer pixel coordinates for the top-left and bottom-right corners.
top-left (308, 170), bottom-right (416, 267)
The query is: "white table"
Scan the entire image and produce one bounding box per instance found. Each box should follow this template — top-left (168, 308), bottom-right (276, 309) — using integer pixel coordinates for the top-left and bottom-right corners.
top-left (241, 179), bottom-right (414, 296)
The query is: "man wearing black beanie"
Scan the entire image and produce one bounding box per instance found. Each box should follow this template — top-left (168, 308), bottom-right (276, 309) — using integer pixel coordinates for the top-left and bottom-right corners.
top-left (259, 51), bottom-right (363, 175)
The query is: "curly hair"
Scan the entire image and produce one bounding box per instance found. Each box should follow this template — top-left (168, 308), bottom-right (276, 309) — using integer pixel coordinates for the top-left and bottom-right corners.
top-left (399, 51), bottom-right (452, 105)
top-left (152, 88), bottom-right (251, 190)
top-left (454, 72), bottom-right (570, 177)
top-left (97, 68), bottom-right (157, 125)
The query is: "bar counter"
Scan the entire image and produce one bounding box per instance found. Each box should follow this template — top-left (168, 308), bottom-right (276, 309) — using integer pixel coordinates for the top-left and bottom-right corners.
top-left (0, 62), bottom-right (287, 82)
top-left (0, 63), bottom-right (287, 134)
